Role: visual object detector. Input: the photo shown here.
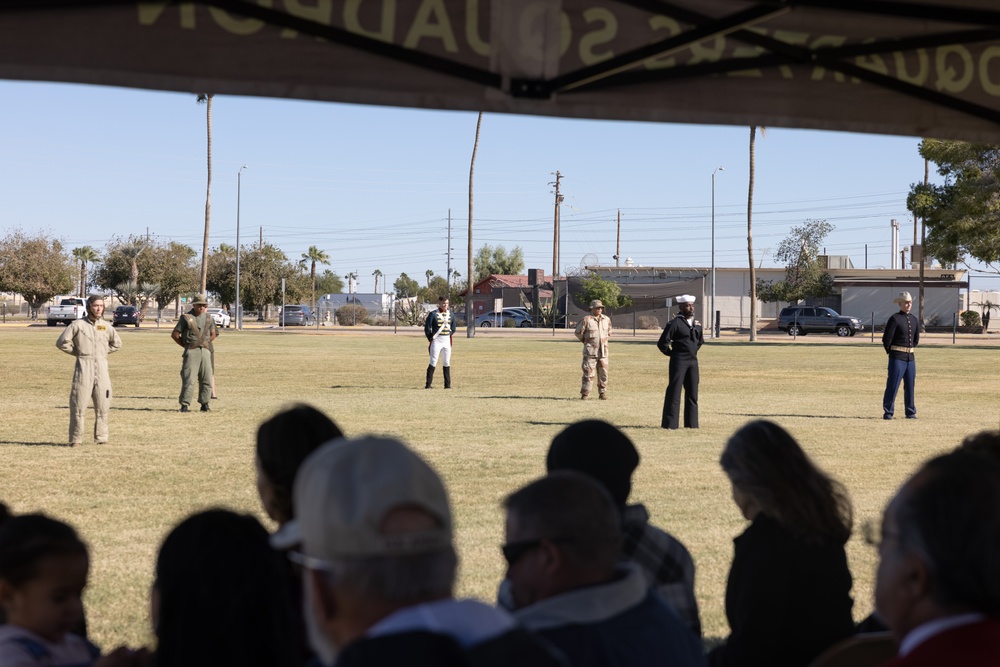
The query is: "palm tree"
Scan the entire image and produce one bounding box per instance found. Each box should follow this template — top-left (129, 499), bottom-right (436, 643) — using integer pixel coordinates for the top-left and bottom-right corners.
top-left (425, 269), bottom-right (434, 287)
top-left (973, 298), bottom-right (997, 333)
top-left (747, 126), bottom-right (765, 342)
top-left (299, 246), bottom-right (330, 309)
top-left (468, 112), bottom-right (483, 337)
top-left (196, 93), bottom-right (214, 294)
top-left (120, 242), bottom-right (145, 305)
top-left (345, 272), bottom-right (358, 294)
top-left (372, 269), bottom-right (383, 293)
top-left (71, 246), bottom-right (99, 296)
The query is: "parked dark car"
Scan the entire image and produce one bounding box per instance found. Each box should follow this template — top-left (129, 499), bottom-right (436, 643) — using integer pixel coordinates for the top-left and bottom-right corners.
top-left (112, 305), bottom-right (140, 327)
top-left (279, 304), bottom-right (315, 326)
top-left (778, 306), bottom-right (863, 337)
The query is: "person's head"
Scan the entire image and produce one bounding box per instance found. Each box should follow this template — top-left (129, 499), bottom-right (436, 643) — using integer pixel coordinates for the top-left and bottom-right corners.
top-left (676, 294), bottom-right (696, 317)
top-left (874, 451), bottom-right (1000, 643)
top-left (191, 294), bottom-right (208, 315)
top-left (256, 404), bottom-right (344, 527)
top-left (0, 514), bottom-right (89, 642)
top-left (85, 295), bottom-right (104, 320)
top-left (589, 299), bottom-right (604, 316)
top-left (893, 291), bottom-right (913, 314)
top-left (153, 509), bottom-right (297, 667)
top-left (290, 436), bottom-right (455, 662)
top-left (503, 471), bottom-right (622, 609)
top-left (546, 420), bottom-right (639, 508)
top-left (720, 420), bottom-right (852, 544)
top-left (438, 297), bottom-right (449, 312)
top-left (956, 429), bottom-right (1000, 464)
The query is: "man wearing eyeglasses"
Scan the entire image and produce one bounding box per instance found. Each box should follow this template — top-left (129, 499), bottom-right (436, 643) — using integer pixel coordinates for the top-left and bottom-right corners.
top-left (874, 449), bottom-right (1000, 666)
top-left (500, 472), bottom-right (705, 667)
top-left (280, 436), bottom-right (565, 667)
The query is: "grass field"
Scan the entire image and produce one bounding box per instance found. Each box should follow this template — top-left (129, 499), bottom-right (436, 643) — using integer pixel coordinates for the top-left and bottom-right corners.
top-left (1, 323), bottom-right (998, 651)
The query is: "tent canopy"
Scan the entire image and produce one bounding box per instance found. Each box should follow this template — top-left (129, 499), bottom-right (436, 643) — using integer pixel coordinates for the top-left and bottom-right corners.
top-left (2, 0), bottom-right (1000, 141)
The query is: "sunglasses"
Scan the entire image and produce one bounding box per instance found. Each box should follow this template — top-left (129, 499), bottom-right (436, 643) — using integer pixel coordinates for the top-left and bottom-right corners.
top-left (501, 537), bottom-right (574, 566)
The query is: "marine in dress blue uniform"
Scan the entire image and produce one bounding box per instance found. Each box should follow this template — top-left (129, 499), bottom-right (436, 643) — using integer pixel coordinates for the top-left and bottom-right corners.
top-left (882, 291), bottom-right (919, 420)
top-left (658, 295), bottom-right (704, 429)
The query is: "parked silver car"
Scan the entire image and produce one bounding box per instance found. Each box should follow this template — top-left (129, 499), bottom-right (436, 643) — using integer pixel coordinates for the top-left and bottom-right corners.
top-left (475, 307), bottom-right (533, 328)
top-left (279, 304), bottom-right (315, 326)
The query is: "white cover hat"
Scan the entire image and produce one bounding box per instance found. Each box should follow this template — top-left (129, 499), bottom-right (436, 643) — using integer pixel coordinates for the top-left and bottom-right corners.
top-left (676, 294), bottom-right (696, 304)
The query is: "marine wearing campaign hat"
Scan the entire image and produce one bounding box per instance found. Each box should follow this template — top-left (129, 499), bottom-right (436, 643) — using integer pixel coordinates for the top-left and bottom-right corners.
top-left (658, 295), bottom-right (704, 429)
top-left (882, 291), bottom-right (919, 419)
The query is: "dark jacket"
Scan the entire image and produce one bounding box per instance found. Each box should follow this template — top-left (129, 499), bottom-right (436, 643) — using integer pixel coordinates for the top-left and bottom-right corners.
top-left (657, 316), bottom-right (703, 360)
top-left (708, 513), bottom-right (855, 667)
top-left (335, 628), bottom-right (566, 667)
top-left (882, 312), bottom-right (919, 361)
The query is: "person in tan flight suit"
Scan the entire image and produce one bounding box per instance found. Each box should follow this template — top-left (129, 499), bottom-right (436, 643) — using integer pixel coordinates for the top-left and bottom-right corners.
top-left (56, 295), bottom-right (122, 446)
top-left (575, 299), bottom-right (612, 400)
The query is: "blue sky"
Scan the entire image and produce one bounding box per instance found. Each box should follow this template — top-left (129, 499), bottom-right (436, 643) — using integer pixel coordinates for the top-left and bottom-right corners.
top-left (2, 79), bottom-right (997, 294)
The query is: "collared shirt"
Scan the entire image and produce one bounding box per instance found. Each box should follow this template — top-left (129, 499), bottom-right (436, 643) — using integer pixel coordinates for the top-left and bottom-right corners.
top-left (899, 613), bottom-right (985, 657)
top-left (367, 599), bottom-right (517, 647)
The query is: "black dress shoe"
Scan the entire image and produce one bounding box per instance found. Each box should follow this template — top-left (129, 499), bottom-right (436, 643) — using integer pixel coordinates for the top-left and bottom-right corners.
top-left (906, 414), bottom-right (917, 419)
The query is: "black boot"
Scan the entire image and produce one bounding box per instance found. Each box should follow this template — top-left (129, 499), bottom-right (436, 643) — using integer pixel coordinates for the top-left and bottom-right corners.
top-left (425, 365), bottom-right (435, 389)
top-left (443, 366), bottom-right (451, 389)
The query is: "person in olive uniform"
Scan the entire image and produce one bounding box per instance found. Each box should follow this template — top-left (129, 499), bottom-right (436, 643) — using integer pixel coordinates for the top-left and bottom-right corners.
top-left (56, 295), bottom-right (122, 446)
top-left (424, 296), bottom-right (457, 389)
top-left (575, 299), bottom-right (612, 399)
top-left (658, 295), bottom-right (704, 429)
top-left (882, 291), bottom-right (919, 420)
top-left (171, 294), bottom-right (217, 412)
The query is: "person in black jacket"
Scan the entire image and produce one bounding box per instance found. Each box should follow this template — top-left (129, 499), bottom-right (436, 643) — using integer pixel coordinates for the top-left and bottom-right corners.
top-left (709, 420), bottom-right (855, 667)
top-left (657, 295), bottom-right (704, 429)
top-left (882, 291), bottom-right (919, 420)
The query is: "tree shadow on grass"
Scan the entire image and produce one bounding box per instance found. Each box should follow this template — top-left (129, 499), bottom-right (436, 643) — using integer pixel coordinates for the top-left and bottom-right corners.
top-left (481, 396), bottom-right (580, 401)
top-left (113, 406), bottom-right (181, 413)
top-left (731, 412), bottom-right (883, 420)
top-left (0, 440), bottom-right (71, 447)
top-left (525, 420), bottom-right (662, 429)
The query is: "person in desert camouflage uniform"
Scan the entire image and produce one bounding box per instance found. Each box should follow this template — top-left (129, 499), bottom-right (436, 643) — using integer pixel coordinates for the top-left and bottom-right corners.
top-left (575, 299), bottom-right (612, 400)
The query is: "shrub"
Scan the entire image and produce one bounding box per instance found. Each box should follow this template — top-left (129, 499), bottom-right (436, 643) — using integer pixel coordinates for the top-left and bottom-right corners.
top-left (503, 317), bottom-right (516, 327)
top-left (637, 315), bottom-right (661, 330)
top-left (369, 316), bottom-right (390, 326)
top-left (336, 304), bottom-right (368, 326)
top-left (960, 310), bottom-right (981, 327)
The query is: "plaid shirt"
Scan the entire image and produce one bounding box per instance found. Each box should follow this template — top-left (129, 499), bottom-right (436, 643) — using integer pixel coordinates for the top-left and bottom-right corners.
top-left (621, 504), bottom-right (701, 638)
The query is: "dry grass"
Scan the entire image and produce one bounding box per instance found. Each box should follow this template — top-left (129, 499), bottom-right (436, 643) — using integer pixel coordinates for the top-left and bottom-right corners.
top-left (1, 323), bottom-right (998, 650)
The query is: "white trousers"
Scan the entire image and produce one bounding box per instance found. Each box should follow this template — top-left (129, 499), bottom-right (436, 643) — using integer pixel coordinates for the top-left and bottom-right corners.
top-left (429, 336), bottom-right (452, 367)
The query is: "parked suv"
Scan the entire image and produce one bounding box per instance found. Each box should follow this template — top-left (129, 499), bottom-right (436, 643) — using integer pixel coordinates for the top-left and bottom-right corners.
top-left (112, 305), bottom-right (140, 327)
top-left (279, 304), bottom-right (315, 326)
top-left (778, 306), bottom-right (863, 337)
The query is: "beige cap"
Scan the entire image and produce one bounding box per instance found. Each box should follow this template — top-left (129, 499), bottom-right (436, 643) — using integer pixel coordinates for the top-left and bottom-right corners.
top-left (589, 300), bottom-right (605, 309)
top-left (893, 291), bottom-right (913, 304)
top-left (283, 436), bottom-right (453, 560)
top-left (191, 294), bottom-right (209, 306)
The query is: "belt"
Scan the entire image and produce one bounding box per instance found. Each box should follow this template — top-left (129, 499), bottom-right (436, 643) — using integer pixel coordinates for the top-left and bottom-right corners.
top-left (890, 345), bottom-right (915, 353)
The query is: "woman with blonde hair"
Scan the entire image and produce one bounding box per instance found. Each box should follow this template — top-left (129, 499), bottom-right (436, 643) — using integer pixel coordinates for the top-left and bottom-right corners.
top-left (709, 420), bottom-right (855, 667)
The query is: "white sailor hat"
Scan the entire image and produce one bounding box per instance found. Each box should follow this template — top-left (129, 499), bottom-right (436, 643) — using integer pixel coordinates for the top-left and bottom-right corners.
top-left (676, 294), bottom-right (696, 304)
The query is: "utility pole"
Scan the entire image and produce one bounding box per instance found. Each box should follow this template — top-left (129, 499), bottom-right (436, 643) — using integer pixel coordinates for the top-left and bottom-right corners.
top-left (551, 171), bottom-right (563, 278)
top-left (615, 210), bottom-right (621, 267)
top-left (447, 209), bottom-right (452, 289)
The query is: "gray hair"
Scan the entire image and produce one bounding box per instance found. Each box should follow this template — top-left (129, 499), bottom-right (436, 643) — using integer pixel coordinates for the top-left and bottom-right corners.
top-left (504, 471), bottom-right (622, 568)
top-left (330, 547), bottom-right (457, 604)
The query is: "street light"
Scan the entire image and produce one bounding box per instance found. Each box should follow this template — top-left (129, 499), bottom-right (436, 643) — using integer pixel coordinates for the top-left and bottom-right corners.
top-left (235, 164), bottom-right (248, 330)
top-left (711, 166), bottom-right (724, 338)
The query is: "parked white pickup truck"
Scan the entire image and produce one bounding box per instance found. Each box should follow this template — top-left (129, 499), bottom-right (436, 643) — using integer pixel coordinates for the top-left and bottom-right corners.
top-left (47, 296), bottom-right (87, 326)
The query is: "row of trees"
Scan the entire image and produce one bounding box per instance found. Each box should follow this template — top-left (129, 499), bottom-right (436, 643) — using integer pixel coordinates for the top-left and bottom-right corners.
top-left (0, 228), bottom-right (536, 319)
